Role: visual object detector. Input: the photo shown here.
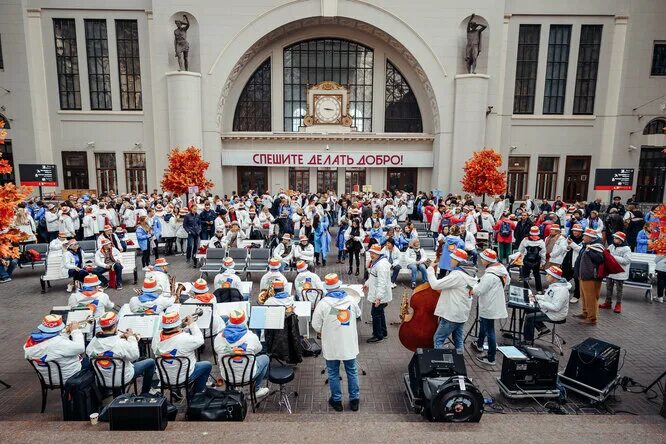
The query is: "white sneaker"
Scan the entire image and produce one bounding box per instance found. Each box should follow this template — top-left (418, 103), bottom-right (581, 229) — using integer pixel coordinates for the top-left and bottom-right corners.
top-left (66, 283), bottom-right (74, 292)
top-left (657, 297), bottom-right (664, 303)
top-left (255, 387), bottom-right (270, 399)
top-left (569, 297), bottom-right (579, 304)
top-left (391, 283), bottom-right (397, 289)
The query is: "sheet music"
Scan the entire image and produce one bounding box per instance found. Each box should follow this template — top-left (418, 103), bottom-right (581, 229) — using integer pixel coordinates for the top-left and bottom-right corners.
top-left (117, 303), bottom-right (131, 318)
top-left (285, 282), bottom-right (293, 295)
top-left (293, 301), bottom-right (311, 318)
top-left (66, 309), bottom-right (93, 335)
top-left (215, 301), bottom-right (251, 317)
top-left (239, 281), bottom-right (252, 296)
top-left (118, 314), bottom-right (159, 339)
top-left (179, 303), bottom-right (213, 329)
top-left (52, 305), bottom-right (71, 312)
top-left (249, 306), bottom-right (285, 329)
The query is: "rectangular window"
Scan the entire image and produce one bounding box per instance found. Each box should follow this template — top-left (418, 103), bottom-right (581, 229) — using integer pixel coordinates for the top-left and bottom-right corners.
top-left (507, 156), bottom-right (529, 199)
top-left (636, 148), bottom-right (666, 203)
top-left (317, 169), bottom-right (338, 193)
top-left (95, 153), bottom-right (118, 194)
top-left (288, 168), bottom-right (310, 193)
top-left (124, 152), bottom-right (147, 193)
top-left (115, 20), bottom-right (142, 110)
top-left (573, 25), bottom-right (602, 115)
top-left (651, 42), bottom-right (666, 76)
top-left (535, 157), bottom-right (558, 200)
top-left (62, 151), bottom-right (89, 189)
top-left (513, 25), bottom-right (541, 114)
top-left (0, 34), bottom-right (4, 70)
top-left (53, 18), bottom-right (82, 110)
top-left (543, 25), bottom-right (571, 114)
top-left (84, 19), bottom-right (112, 110)
top-left (344, 168), bottom-right (366, 194)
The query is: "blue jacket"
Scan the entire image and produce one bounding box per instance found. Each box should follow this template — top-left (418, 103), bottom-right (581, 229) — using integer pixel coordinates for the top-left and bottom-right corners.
top-left (336, 224), bottom-right (348, 250)
top-left (438, 234), bottom-right (465, 270)
top-left (136, 226), bottom-right (151, 251)
top-left (151, 217), bottom-right (162, 240)
top-left (183, 212), bottom-right (202, 235)
top-left (314, 216), bottom-right (331, 256)
top-left (636, 230), bottom-right (650, 253)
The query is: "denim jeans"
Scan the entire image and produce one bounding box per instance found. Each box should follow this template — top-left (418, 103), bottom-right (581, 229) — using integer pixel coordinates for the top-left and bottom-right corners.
top-left (523, 311), bottom-right (550, 342)
top-left (0, 259), bottom-right (17, 280)
top-left (408, 263), bottom-right (427, 284)
top-left (326, 359), bottom-right (360, 402)
top-left (434, 318), bottom-right (464, 352)
top-left (477, 318), bottom-right (496, 362)
top-left (190, 361), bottom-right (213, 393)
top-left (92, 263), bottom-right (123, 287)
top-left (431, 231), bottom-right (439, 250)
top-left (253, 354), bottom-right (270, 388)
top-left (186, 234), bottom-right (200, 261)
top-left (467, 249), bottom-right (478, 266)
top-left (371, 303), bottom-right (388, 339)
top-left (390, 265), bottom-right (401, 283)
top-left (132, 358), bottom-right (156, 394)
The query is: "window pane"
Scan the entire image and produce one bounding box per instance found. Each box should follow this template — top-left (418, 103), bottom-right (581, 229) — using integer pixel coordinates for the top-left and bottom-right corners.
top-left (84, 20), bottom-right (112, 110)
top-left (124, 152), bottom-right (146, 193)
top-left (643, 118), bottom-right (666, 135)
top-left (53, 19), bottom-right (81, 110)
top-left (513, 25), bottom-right (540, 114)
top-left (543, 25), bottom-right (571, 114)
top-left (95, 153), bottom-right (117, 193)
top-left (573, 25), bottom-right (602, 115)
top-left (115, 20), bottom-right (142, 110)
top-left (651, 43), bottom-right (666, 76)
top-left (384, 60), bottom-right (423, 132)
top-left (233, 58), bottom-right (271, 131)
top-left (283, 38), bottom-right (374, 132)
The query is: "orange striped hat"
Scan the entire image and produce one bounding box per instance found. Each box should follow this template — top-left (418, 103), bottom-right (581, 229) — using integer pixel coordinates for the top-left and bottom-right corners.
top-left (268, 257), bottom-right (281, 269)
top-left (450, 249), bottom-right (469, 264)
top-left (142, 277), bottom-right (158, 292)
top-left (154, 258), bottom-right (169, 267)
top-left (271, 279), bottom-right (285, 290)
top-left (296, 260), bottom-right (308, 272)
top-left (38, 314), bottom-right (65, 333)
top-left (83, 274), bottom-right (101, 288)
top-left (229, 309), bottom-right (246, 325)
top-left (192, 278), bottom-right (209, 294)
top-left (479, 248), bottom-right (497, 263)
top-left (368, 244), bottom-right (382, 255)
top-left (99, 312), bottom-right (118, 329)
top-left (324, 273), bottom-right (342, 291)
top-left (583, 228), bottom-right (598, 239)
top-left (223, 257), bottom-right (235, 269)
top-left (161, 311), bottom-right (180, 329)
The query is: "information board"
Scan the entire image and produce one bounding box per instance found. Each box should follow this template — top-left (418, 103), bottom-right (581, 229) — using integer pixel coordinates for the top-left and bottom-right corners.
top-left (19, 164), bottom-right (58, 187)
top-left (593, 169), bottom-right (634, 191)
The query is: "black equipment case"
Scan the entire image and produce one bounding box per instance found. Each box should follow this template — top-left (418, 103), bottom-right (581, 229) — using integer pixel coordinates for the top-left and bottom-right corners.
top-left (408, 348), bottom-right (466, 398)
top-left (500, 346), bottom-right (559, 391)
top-left (108, 394), bottom-right (168, 430)
top-left (61, 369), bottom-right (102, 421)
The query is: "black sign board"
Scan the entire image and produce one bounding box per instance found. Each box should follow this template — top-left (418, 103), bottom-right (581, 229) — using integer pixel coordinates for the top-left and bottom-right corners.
top-left (19, 164), bottom-right (58, 187)
top-left (593, 168), bottom-right (634, 191)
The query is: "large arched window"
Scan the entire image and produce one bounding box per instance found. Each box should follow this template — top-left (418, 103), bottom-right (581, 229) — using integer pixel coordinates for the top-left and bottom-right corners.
top-left (233, 58), bottom-right (271, 131)
top-left (283, 38), bottom-right (374, 132)
top-left (643, 118), bottom-right (666, 135)
top-left (384, 60), bottom-right (422, 132)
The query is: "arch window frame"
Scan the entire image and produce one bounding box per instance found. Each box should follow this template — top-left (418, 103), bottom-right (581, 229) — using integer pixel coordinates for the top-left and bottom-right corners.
top-left (643, 118), bottom-right (666, 135)
top-left (384, 59), bottom-right (423, 133)
top-left (232, 57), bottom-right (272, 132)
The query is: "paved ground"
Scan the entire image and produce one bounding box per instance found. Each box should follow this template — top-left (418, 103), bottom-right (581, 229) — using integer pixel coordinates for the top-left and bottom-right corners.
top-left (1, 231), bottom-right (664, 435)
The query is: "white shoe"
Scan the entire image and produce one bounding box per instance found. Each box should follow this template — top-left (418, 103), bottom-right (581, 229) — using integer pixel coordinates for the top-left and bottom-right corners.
top-left (66, 283), bottom-right (74, 292)
top-left (255, 387), bottom-right (270, 399)
top-left (569, 297), bottom-right (579, 304)
top-left (657, 297), bottom-right (664, 303)
top-left (391, 283), bottom-right (397, 289)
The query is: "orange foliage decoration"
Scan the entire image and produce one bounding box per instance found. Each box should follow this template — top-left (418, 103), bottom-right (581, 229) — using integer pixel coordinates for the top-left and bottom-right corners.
top-left (0, 152), bottom-right (32, 258)
top-left (160, 146), bottom-right (214, 196)
top-left (648, 204), bottom-right (666, 255)
top-left (0, 119), bottom-right (7, 145)
top-left (461, 148), bottom-right (507, 198)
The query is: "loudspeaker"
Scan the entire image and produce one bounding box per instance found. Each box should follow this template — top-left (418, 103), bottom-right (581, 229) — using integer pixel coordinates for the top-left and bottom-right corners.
top-left (564, 337), bottom-right (620, 390)
top-left (408, 349), bottom-right (466, 399)
top-left (501, 346), bottom-right (559, 391)
top-left (422, 376), bottom-right (484, 422)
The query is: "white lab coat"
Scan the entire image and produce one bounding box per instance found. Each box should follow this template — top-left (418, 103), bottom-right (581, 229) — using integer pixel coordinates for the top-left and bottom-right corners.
top-left (365, 256), bottom-right (392, 303)
top-left (293, 244), bottom-right (315, 263)
top-left (213, 269), bottom-right (241, 290)
top-left (311, 292), bottom-right (361, 361)
top-left (86, 333), bottom-right (140, 386)
top-left (152, 324), bottom-right (204, 381)
top-left (472, 264), bottom-right (508, 320)
top-left (607, 244), bottom-right (632, 281)
top-left (68, 290), bottom-right (114, 317)
top-left (294, 271), bottom-right (324, 301)
top-left (427, 267), bottom-right (478, 323)
top-left (214, 329), bottom-right (262, 382)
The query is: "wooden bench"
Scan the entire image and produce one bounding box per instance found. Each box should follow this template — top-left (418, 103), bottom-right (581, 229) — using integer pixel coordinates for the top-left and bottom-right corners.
top-left (40, 253), bottom-right (74, 293)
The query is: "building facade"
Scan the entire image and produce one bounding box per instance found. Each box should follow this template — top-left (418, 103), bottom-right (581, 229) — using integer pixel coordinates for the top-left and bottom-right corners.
top-left (1, 0), bottom-right (665, 202)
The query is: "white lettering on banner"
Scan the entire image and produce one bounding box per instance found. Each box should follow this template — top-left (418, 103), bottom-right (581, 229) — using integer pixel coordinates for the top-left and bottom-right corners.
top-left (223, 151), bottom-right (434, 168)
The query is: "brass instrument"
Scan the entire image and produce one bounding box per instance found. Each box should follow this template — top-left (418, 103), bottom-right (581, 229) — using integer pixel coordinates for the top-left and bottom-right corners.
top-left (257, 286), bottom-right (275, 305)
top-left (118, 328), bottom-right (141, 340)
top-left (182, 308), bottom-right (204, 327)
top-left (63, 316), bottom-right (95, 333)
top-left (397, 290), bottom-right (411, 323)
top-left (174, 282), bottom-right (187, 300)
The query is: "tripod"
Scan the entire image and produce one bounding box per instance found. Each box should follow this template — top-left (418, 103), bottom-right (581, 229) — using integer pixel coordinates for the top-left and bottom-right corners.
top-left (464, 302), bottom-right (480, 342)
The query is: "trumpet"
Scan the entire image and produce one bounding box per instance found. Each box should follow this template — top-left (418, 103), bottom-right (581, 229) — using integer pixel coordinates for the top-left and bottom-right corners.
top-left (257, 286), bottom-right (275, 305)
top-left (118, 328), bottom-right (141, 340)
top-left (182, 307), bottom-right (204, 327)
top-left (63, 316), bottom-right (95, 333)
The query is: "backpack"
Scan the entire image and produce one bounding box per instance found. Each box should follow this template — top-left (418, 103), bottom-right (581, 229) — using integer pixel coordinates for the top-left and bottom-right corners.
top-left (499, 221), bottom-right (511, 237)
top-left (523, 245), bottom-right (541, 267)
top-left (597, 249), bottom-right (624, 278)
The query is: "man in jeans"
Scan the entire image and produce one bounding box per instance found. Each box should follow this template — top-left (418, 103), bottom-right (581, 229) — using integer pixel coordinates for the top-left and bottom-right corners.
top-left (364, 244), bottom-right (392, 343)
top-left (183, 206), bottom-right (201, 267)
top-left (381, 238), bottom-right (402, 289)
top-left (427, 249), bottom-right (478, 352)
top-left (573, 228), bottom-right (605, 325)
top-left (0, 257), bottom-right (17, 283)
top-left (312, 274), bottom-right (361, 412)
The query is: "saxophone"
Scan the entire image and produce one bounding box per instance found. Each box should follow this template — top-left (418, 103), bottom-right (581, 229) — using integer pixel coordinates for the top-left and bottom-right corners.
top-left (398, 290), bottom-right (411, 322)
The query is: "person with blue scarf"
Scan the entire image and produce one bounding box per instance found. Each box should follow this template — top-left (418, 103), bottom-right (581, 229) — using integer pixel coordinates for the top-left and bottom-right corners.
top-left (369, 220), bottom-right (386, 245)
top-left (263, 280), bottom-right (294, 307)
top-left (129, 277), bottom-right (175, 313)
top-left (214, 310), bottom-right (270, 400)
top-left (313, 213), bottom-right (331, 266)
top-left (437, 225), bottom-right (465, 278)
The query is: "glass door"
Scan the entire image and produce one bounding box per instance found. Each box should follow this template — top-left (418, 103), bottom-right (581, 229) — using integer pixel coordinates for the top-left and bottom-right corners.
top-left (345, 168), bottom-right (366, 194)
top-left (237, 166), bottom-right (268, 195)
top-left (317, 169), bottom-right (338, 193)
top-left (563, 156), bottom-right (591, 202)
top-left (387, 168), bottom-right (417, 193)
top-left (62, 151), bottom-right (90, 189)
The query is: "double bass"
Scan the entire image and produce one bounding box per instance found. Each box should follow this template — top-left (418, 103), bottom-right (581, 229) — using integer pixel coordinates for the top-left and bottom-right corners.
top-left (398, 271), bottom-right (441, 352)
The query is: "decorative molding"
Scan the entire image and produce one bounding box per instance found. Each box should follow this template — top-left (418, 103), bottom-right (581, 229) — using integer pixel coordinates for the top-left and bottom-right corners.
top-left (220, 132), bottom-right (435, 143)
top-left (216, 16), bottom-right (441, 133)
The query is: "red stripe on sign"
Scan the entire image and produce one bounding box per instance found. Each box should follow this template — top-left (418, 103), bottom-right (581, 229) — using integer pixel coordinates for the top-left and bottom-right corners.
top-left (594, 185), bottom-right (632, 191)
top-left (20, 181), bottom-right (58, 186)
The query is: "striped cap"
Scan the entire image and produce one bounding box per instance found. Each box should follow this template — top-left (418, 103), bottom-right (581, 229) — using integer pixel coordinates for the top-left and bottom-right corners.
top-left (99, 312), bottom-right (118, 329)
top-left (104, 224), bottom-right (113, 231)
top-left (529, 226), bottom-right (540, 237)
top-left (192, 278), bottom-right (209, 294)
top-left (324, 273), bottom-right (342, 291)
top-left (154, 258), bottom-right (169, 267)
top-left (479, 248), bottom-right (498, 263)
top-left (83, 274), bottom-right (101, 288)
top-left (223, 257), bottom-right (235, 269)
top-left (583, 228), bottom-right (598, 239)
top-left (572, 224), bottom-right (583, 232)
top-left (271, 279), bottom-right (285, 290)
top-left (450, 249), bottom-right (469, 264)
top-left (38, 314), bottom-right (65, 333)
top-left (299, 234), bottom-right (308, 242)
top-left (161, 311), bottom-right (180, 329)
top-left (268, 257), bottom-right (281, 269)
top-left (100, 238), bottom-right (112, 247)
top-left (142, 277), bottom-right (158, 292)
top-left (229, 309), bottom-right (246, 325)
top-left (368, 244), bottom-right (382, 255)
top-left (612, 231), bottom-right (626, 241)
top-left (546, 265), bottom-right (565, 281)
top-left (550, 224), bottom-right (561, 232)
top-left (296, 260), bottom-right (308, 272)
top-left (282, 233), bottom-right (291, 240)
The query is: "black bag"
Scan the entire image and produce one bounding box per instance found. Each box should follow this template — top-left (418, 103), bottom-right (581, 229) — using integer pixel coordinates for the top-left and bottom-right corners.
top-left (300, 336), bottom-right (322, 357)
top-left (214, 287), bottom-right (244, 303)
top-left (61, 368), bottom-right (102, 421)
top-left (100, 393), bottom-right (177, 423)
top-left (108, 393), bottom-right (169, 430)
top-left (249, 228), bottom-right (264, 240)
top-left (187, 388), bottom-right (247, 421)
top-left (628, 262), bottom-right (649, 283)
top-left (523, 245), bottom-right (541, 268)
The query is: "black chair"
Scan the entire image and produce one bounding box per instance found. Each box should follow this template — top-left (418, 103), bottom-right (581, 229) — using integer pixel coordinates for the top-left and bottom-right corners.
top-left (155, 356), bottom-right (193, 405)
top-left (27, 359), bottom-right (64, 413)
top-left (214, 287), bottom-right (244, 303)
top-left (78, 240), bottom-right (98, 252)
top-left (228, 248), bottom-right (248, 272)
top-left (90, 356), bottom-right (138, 397)
top-left (219, 353), bottom-right (258, 413)
top-left (419, 237), bottom-right (435, 250)
top-left (246, 248), bottom-right (271, 276)
top-left (199, 248), bottom-right (226, 276)
top-left (539, 319), bottom-right (567, 355)
top-left (268, 356), bottom-right (297, 414)
top-left (300, 288), bottom-right (323, 303)
top-left (183, 302), bottom-right (217, 364)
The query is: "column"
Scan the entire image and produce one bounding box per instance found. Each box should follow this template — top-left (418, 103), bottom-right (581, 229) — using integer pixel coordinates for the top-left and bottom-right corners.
top-left (450, 74), bottom-right (490, 191)
top-left (166, 71), bottom-right (203, 149)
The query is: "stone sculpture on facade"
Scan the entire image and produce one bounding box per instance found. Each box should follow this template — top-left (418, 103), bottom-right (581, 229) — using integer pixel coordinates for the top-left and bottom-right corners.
top-left (174, 14), bottom-right (190, 71)
top-left (465, 14), bottom-right (487, 74)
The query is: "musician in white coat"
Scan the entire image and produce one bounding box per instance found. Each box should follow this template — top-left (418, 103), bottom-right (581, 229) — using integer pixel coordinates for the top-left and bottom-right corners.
top-left (364, 244), bottom-right (392, 343)
top-left (213, 257), bottom-right (242, 290)
top-left (259, 258), bottom-right (288, 291)
top-left (294, 260), bottom-right (324, 301)
top-left (129, 277), bottom-right (175, 314)
top-left (68, 274), bottom-right (114, 317)
top-left (470, 249), bottom-right (508, 365)
top-left (311, 274), bottom-right (361, 412)
top-left (144, 258), bottom-right (172, 296)
top-left (262, 279), bottom-right (294, 307)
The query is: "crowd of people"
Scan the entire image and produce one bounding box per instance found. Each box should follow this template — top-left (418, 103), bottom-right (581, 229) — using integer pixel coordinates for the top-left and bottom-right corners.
top-left (12, 187), bottom-right (666, 413)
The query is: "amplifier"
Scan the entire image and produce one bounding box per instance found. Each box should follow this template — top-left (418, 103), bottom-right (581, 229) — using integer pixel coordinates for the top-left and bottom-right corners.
top-left (564, 337), bottom-right (620, 390)
top-left (500, 346), bottom-right (559, 391)
top-left (408, 348), bottom-right (466, 399)
top-left (108, 394), bottom-right (168, 431)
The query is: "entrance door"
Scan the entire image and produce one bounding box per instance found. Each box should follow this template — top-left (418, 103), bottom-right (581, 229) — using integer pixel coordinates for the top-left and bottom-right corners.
top-left (317, 169), bottom-right (338, 193)
top-left (387, 168), bottom-right (417, 193)
top-left (563, 156), bottom-right (591, 202)
top-left (345, 168), bottom-right (366, 194)
top-left (636, 147), bottom-right (666, 203)
top-left (62, 151), bottom-right (89, 189)
top-left (237, 166), bottom-right (268, 195)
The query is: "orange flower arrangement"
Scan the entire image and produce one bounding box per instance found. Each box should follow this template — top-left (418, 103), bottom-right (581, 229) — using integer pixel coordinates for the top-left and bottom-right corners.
top-left (648, 204), bottom-right (666, 255)
top-left (0, 151), bottom-right (32, 258)
top-left (461, 148), bottom-right (507, 201)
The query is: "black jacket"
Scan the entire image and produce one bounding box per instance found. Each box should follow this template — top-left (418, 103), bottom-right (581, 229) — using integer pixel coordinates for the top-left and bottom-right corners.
top-left (264, 313), bottom-right (303, 364)
top-left (514, 219), bottom-right (533, 247)
top-left (183, 212), bottom-right (202, 235)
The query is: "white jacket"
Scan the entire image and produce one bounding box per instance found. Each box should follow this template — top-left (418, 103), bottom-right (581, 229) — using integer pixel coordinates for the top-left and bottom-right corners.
top-left (223, 230), bottom-right (247, 248)
top-left (547, 235), bottom-right (568, 265)
top-left (68, 290), bottom-right (114, 317)
top-left (480, 213), bottom-right (495, 232)
top-left (535, 281), bottom-right (570, 321)
top-left (608, 244), bottom-right (632, 281)
top-left (396, 204), bottom-right (409, 222)
top-left (214, 329), bottom-right (262, 383)
top-left (311, 292), bottom-right (361, 361)
top-left (122, 209), bottom-right (137, 228)
top-left (427, 267), bottom-right (478, 323)
top-left (273, 243), bottom-right (294, 262)
top-left (381, 247), bottom-right (402, 268)
top-left (293, 244), bottom-right (315, 263)
top-left (463, 232), bottom-right (476, 251)
top-left (94, 247), bottom-right (123, 268)
top-left (86, 333), bottom-right (140, 386)
top-left (24, 330), bottom-right (85, 384)
top-left (45, 211), bottom-right (60, 232)
top-left (259, 271), bottom-right (287, 291)
top-left (518, 238), bottom-right (547, 267)
top-left (294, 271), bottom-right (324, 300)
top-left (365, 256), bottom-right (392, 303)
top-left (59, 215), bottom-right (75, 238)
top-left (214, 269), bottom-right (241, 290)
top-left (49, 238), bottom-right (68, 255)
top-left (464, 213), bottom-right (478, 235)
top-left (144, 269), bottom-right (172, 295)
top-left (129, 294), bottom-right (175, 314)
top-left (405, 247), bottom-right (427, 266)
top-left (492, 200), bottom-right (505, 221)
top-left (159, 214), bottom-right (177, 238)
top-left (152, 324), bottom-right (204, 380)
top-left (472, 264), bottom-right (508, 320)
top-left (430, 211), bottom-right (442, 233)
top-left (82, 215), bottom-right (98, 237)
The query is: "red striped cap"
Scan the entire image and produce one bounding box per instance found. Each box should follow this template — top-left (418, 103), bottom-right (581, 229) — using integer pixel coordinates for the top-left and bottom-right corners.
top-left (99, 312), bottom-right (118, 328)
top-left (296, 260), bottom-right (308, 272)
top-left (268, 257), bottom-right (281, 269)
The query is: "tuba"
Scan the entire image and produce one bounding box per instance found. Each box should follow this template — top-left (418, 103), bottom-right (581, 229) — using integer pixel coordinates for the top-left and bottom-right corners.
top-left (257, 286), bottom-right (275, 305)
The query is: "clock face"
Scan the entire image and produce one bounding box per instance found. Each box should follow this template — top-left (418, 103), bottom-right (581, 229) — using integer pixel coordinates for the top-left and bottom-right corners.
top-left (314, 95), bottom-right (342, 124)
